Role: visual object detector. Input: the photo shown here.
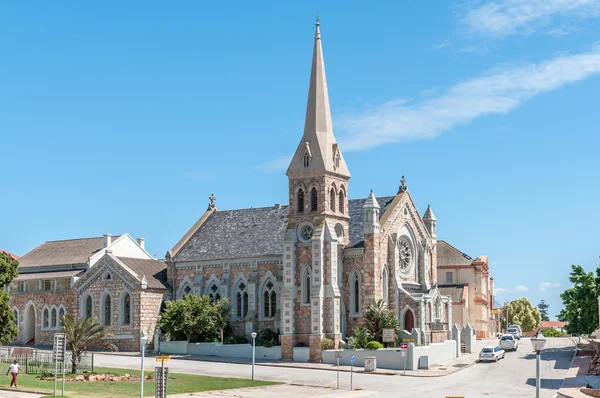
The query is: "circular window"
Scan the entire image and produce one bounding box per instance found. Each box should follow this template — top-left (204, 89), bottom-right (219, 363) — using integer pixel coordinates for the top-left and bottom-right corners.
top-left (398, 236), bottom-right (413, 274)
top-left (298, 222), bottom-right (314, 243)
top-left (334, 224), bottom-right (344, 239)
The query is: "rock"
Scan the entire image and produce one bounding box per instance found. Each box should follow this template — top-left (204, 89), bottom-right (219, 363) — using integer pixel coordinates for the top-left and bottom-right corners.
top-left (96, 374), bottom-right (106, 381)
top-left (75, 375), bottom-right (85, 381)
top-left (88, 375), bottom-right (97, 381)
top-left (113, 376), bottom-right (122, 382)
top-left (124, 374), bottom-right (130, 378)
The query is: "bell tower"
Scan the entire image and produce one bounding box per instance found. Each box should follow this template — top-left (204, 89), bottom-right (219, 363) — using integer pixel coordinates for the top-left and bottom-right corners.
top-left (281, 17), bottom-right (350, 362)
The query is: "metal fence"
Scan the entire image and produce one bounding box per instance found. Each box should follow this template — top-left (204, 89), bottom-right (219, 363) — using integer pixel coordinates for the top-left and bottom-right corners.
top-left (0, 347), bottom-right (94, 374)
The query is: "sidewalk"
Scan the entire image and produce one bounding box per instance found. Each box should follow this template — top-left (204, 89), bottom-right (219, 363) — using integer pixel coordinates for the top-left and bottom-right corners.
top-left (556, 353), bottom-right (596, 398)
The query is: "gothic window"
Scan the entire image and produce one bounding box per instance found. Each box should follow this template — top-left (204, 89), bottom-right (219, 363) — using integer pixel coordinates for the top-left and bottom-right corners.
top-left (329, 188), bottom-right (336, 212)
top-left (339, 190), bottom-right (345, 214)
top-left (350, 271), bottom-right (361, 315)
top-left (334, 152), bottom-right (340, 169)
top-left (236, 282), bottom-right (249, 318)
top-left (310, 187), bottom-right (318, 211)
top-left (13, 309), bottom-right (18, 326)
top-left (262, 280), bottom-right (276, 318)
top-left (382, 267), bottom-right (389, 304)
top-left (398, 236), bottom-right (413, 273)
top-left (209, 283), bottom-right (220, 304)
top-left (85, 295), bottom-right (93, 319)
top-left (303, 152), bottom-right (310, 168)
top-left (297, 189), bottom-right (305, 214)
top-left (181, 283), bottom-right (192, 297)
top-left (58, 307), bottom-right (65, 326)
top-left (43, 308), bottom-right (49, 329)
top-left (301, 266), bottom-right (311, 305)
top-left (335, 224), bottom-right (344, 239)
top-left (121, 292), bottom-right (131, 326)
top-left (102, 294), bottom-right (112, 326)
top-left (51, 308), bottom-right (57, 328)
top-left (435, 296), bottom-right (442, 320)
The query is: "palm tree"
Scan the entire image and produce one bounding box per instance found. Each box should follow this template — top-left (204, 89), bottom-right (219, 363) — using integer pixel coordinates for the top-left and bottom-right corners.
top-left (365, 299), bottom-right (400, 343)
top-left (61, 314), bottom-right (107, 373)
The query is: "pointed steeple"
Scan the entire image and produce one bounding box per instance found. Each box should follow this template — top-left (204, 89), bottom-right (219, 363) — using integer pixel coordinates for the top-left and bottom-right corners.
top-left (423, 204), bottom-right (436, 221)
top-left (423, 204), bottom-right (437, 239)
top-left (363, 189), bottom-right (380, 233)
top-left (287, 18), bottom-right (351, 178)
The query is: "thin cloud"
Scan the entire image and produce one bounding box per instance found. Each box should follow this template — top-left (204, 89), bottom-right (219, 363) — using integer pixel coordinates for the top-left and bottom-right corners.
top-left (432, 39), bottom-right (451, 50)
top-left (495, 285), bottom-right (529, 295)
top-left (460, 0), bottom-right (600, 38)
top-left (515, 285), bottom-right (529, 292)
top-left (539, 281), bottom-right (562, 292)
top-left (255, 155), bottom-right (292, 172)
top-left (336, 45), bottom-right (600, 152)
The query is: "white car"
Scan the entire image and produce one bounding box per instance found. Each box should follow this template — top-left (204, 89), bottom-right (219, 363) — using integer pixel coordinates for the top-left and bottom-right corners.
top-left (479, 346), bottom-right (505, 362)
top-left (508, 325), bottom-right (522, 339)
top-left (500, 334), bottom-right (518, 351)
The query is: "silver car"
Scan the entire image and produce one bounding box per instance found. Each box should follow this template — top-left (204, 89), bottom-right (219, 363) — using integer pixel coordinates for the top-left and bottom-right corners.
top-left (500, 334), bottom-right (518, 351)
top-left (479, 346), bottom-right (505, 362)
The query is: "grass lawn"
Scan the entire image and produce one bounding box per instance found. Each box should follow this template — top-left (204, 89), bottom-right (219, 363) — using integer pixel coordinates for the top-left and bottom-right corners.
top-left (8, 366), bottom-right (278, 398)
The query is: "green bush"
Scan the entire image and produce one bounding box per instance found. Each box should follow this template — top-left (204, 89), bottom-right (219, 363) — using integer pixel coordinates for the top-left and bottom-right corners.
top-left (256, 328), bottom-right (280, 347)
top-left (542, 328), bottom-right (566, 338)
top-left (223, 335), bottom-right (249, 344)
top-left (347, 327), bottom-right (372, 349)
top-left (366, 341), bottom-right (384, 350)
top-left (321, 337), bottom-right (334, 350)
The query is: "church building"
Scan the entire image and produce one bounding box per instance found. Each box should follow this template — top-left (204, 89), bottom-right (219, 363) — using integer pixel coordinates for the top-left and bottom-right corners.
top-left (166, 20), bottom-right (452, 362)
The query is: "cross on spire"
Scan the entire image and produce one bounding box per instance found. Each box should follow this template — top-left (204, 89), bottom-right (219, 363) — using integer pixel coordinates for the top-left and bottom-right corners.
top-left (208, 193), bottom-right (216, 210)
top-left (398, 176), bottom-right (408, 193)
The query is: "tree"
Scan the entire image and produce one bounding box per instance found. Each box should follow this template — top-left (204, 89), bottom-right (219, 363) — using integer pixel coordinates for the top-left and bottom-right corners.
top-left (61, 314), bottom-right (108, 373)
top-left (558, 264), bottom-right (599, 335)
top-left (538, 300), bottom-right (550, 322)
top-left (0, 252), bottom-right (19, 344)
top-left (159, 295), bottom-right (229, 342)
top-left (502, 298), bottom-right (541, 332)
top-left (364, 299), bottom-right (400, 343)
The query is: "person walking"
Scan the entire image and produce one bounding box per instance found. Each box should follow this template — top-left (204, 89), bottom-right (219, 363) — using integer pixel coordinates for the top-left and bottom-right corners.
top-left (6, 360), bottom-right (19, 388)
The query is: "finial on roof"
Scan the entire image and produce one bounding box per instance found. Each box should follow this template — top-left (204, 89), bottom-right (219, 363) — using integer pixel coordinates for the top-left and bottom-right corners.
top-left (398, 175), bottom-right (408, 193)
top-left (315, 12), bottom-right (321, 39)
top-left (316, 12), bottom-right (320, 25)
top-left (208, 193), bottom-right (216, 211)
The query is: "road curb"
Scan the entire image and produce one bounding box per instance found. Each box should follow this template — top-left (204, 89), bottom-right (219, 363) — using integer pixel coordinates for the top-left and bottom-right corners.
top-left (555, 344), bottom-right (581, 398)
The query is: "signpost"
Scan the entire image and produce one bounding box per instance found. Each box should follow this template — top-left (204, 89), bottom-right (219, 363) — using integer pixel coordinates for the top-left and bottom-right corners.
top-left (400, 343), bottom-right (408, 374)
top-left (52, 333), bottom-right (66, 397)
top-left (350, 354), bottom-right (355, 391)
top-left (155, 356), bottom-right (170, 398)
top-left (334, 350), bottom-right (342, 389)
top-left (382, 329), bottom-right (396, 347)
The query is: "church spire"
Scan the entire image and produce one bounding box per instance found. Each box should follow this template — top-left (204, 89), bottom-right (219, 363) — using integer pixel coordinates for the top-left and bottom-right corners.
top-left (287, 18), bottom-right (351, 178)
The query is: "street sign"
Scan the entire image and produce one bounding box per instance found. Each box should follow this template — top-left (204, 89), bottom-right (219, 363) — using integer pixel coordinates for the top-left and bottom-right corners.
top-left (403, 337), bottom-right (415, 343)
top-left (155, 366), bottom-right (169, 398)
top-left (350, 354), bottom-right (355, 363)
top-left (156, 356), bottom-right (171, 362)
top-left (400, 343), bottom-right (408, 349)
top-left (52, 333), bottom-right (66, 363)
top-left (334, 350), bottom-right (342, 359)
top-left (382, 328), bottom-right (395, 343)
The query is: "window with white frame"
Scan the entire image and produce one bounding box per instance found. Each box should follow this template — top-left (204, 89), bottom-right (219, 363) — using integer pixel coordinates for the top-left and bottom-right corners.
top-left (445, 271), bottom-right (453, 284)
top-left (121, 292), bottom-right (131, 326)
top-left (102, 294), bottom-right (112, 326)
top-left (208, 283), bottom-right (220, 304)
top-left (301, 267), bottom-right (311, 305)
top-left (434, 296), bottom-right (442, 320)
top-left (382, 267), bottom-right (389, 304)
top-left (262, 280), bottom-right (276, 318)
top-left (19, 281), bottom-right (27, 293)
top-left (43, 308), bottom-right (49, 329)
top-left (350, 271), bottom-right (361, 315)
top-left (51, 307), bottom-right (57, 328)
top-left (84, 294), bottom-right (93, 318)
top-left (236, 282), bottom-right (249, 318)
top-left (42, 279), bottom-right (52, 291)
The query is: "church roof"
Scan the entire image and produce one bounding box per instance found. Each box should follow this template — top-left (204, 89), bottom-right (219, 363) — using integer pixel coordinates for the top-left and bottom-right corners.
top-left (436, 240), bottom-right (473, 266)
top-left (174, 205), bottom-right (289, 262)
top-left (18, 236), bottom-right (121, 269)
top-left (348, 196), bottom-right (395, 248)
top-left (117, 257), bottom-right (169, 290)
top-left (15, 269), bottom-right (84, 281)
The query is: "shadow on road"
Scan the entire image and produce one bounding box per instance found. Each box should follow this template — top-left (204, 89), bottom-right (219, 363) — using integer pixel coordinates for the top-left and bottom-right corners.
top-left (525, 377), bottom-right (565, 390)
top-left (519, 346), bottom-right (575, 370)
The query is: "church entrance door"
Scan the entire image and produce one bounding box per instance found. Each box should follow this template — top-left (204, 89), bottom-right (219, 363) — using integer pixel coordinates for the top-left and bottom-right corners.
top-left (23, 303), bottom-right (36, 345)
top-left (404, 309), bottom-right (414, 332)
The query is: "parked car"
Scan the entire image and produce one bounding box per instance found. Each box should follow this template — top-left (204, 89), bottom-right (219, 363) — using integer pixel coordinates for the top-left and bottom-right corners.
top-left (500, 334), bottom-right (518, 351)
top-left (507, 326), bottom-right (521, 340)
top-left (509, 325), bottom-right (523, 338)
top-left (479, 346), bottom-right (505, 362)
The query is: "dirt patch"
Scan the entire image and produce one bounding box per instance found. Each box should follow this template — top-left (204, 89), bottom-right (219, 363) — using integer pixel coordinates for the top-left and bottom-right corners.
top-left (581, 387), bottom-right (600, 397)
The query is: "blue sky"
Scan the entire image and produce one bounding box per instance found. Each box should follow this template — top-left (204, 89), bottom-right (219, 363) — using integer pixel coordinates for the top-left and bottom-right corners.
top-left (1, 1), bottom-right (599, 318)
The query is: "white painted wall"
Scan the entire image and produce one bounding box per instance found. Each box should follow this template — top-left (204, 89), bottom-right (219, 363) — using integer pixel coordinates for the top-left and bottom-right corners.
top-left (108, 235), bottom-right (151, 259)
top-left (409, 340), bottom-right (457, 369)
top-left (159, 341), bottom-right (188, 354)
top-left (293, 347), bottom-right (310, 362)
top-left (186, 343), bottom-right (282, 360)
top-left (322, 348), bottom-right (408, 370)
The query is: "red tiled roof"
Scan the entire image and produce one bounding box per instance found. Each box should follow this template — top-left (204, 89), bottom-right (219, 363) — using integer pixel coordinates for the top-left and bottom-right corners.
top-left (1, 250), bottom-right (19, 261)
top-left (540, 321), bottom-right (565, 329)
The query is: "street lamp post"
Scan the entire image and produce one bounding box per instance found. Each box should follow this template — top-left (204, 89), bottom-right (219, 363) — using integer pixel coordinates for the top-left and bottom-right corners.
top-left (156, 316), bottom-right (162, 355)
top-left (251, 332), bottom-right (257, 381)
top-left (140, 330), bottom-right (148, 398)
top-left (531, 330), bottom-right (547, 398)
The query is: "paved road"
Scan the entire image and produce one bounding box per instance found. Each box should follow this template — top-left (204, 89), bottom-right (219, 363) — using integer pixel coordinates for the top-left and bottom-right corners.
top-left (92, 337), bottom-right (575, 398)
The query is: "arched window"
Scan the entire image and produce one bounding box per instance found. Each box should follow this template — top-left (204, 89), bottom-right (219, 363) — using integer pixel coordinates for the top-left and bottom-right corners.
top-left (310, 187), bottom-right (318, 211)
top-left (51, 308), bottom-right (57, 328)
top-left (43, 308), bottom-right (49, 329)
top-left (330, 188), bottom-right (336, 212)
top-left (103, 271), bottom-right (111, 280)
top-left (181, 283), bottom-right (192, 297)
top-left (382, 267), bottom-right (389, 304)
top-left (102, 294), bottom-right (112, 326)
top-left (339, 189), bottom-right (345, 214)
top-left (236, 282), bottom-right (249, 318)
top-left (121, 292), bottom-right (131, 326)
top-left (263, 280), bottom-right (276, 318)
top-left (58, 307), bottom-right (65, 327)
top-left (209, 283), bottom-right (220, 304)
top-left (350, 271), bottom-right (361, 315)
top-left (297, 189), bottom-right (305, 214)
top-left (301, 266), bottom-right (311, 305)
top-left (85, 295), bottom-right (93, 319)
top-left (303, 152), bottom-right (310, 168)
top-left (435, 296), bottom-right (442, 320)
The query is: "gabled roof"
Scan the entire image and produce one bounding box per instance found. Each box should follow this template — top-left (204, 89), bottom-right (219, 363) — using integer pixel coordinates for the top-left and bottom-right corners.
top-left (117, 257), bottom-right (168, 290)
top-left (1, 250), bottom-right (19, 261)
top-left (18, 236), bottom-right (120, 269)
top-left (348, 196), bottom-right (395, 248)
top-left (174, 205), bottom-right (289, 262)
top-left (436, 240), bottom-right (473, 266)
